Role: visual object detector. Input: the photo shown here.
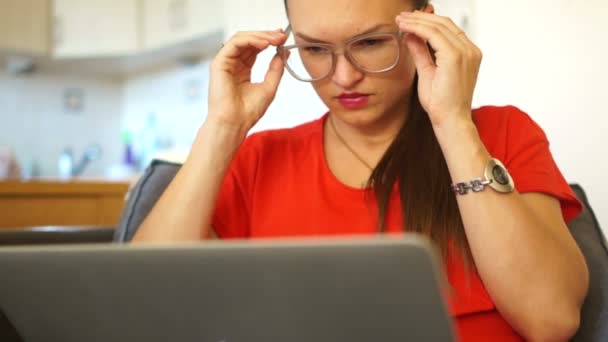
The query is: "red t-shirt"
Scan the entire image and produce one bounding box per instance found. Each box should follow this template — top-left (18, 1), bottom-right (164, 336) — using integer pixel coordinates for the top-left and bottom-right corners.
top-left (212, 105), bottom-right (582, 341)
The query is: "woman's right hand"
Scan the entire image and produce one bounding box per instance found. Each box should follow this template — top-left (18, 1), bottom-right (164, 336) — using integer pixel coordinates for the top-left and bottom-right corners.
top-left (207, 30), bottom-right (288, 134)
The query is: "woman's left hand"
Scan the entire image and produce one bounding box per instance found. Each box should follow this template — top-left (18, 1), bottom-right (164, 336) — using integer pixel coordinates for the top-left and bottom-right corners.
top-left (396, 11), bottom-right (482, 129)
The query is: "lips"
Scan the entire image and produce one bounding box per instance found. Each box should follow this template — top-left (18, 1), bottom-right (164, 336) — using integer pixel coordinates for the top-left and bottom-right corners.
top-left (336, 92), bottom-right (371, 110)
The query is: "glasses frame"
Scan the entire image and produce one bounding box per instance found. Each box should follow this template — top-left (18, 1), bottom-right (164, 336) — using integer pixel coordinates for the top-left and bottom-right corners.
top-left (277, 25), bottom-right (405, 82)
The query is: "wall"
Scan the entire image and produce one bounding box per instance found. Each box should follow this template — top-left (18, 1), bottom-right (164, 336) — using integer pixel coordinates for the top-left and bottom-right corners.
top-left (0, 69), bottom-right (123, 177)
top-left (473, 0), bottom-right (608, 232)
top-left (122, 63), bottom-right (210, 158)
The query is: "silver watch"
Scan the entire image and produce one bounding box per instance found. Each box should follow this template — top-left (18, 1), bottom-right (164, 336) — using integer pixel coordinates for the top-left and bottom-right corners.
top-left (451, 158), bottom-right (515, 195)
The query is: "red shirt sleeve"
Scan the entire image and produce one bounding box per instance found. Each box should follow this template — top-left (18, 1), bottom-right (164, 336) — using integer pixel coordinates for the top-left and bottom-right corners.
top-left (212, 134), bottom-right (260, 239)
top-left (498, 106), bottom-right (582, 222)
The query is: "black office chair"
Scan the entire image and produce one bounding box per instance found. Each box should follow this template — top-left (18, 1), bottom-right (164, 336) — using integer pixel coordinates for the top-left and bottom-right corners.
top-left (113, 159), bottom-right (182, 243)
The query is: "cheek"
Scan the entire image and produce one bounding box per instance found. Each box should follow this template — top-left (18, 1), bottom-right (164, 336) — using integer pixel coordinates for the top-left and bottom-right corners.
top-left (381, 52), bottom-right (417, 93)
top-left (394, 45), bottom-right (418, 79)
top-left (309, 82), bottom-right (335, 106)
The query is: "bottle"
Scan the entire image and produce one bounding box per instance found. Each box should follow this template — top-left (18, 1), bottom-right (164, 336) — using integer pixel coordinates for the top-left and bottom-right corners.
top-left (139, 112), bottom-right (158, 171)
top-left (106, 132), bottom-right (138, 180)
top-left (122, 131), bottom-right (136, 168)
top-left (58, 148), bottom-right (73, 179)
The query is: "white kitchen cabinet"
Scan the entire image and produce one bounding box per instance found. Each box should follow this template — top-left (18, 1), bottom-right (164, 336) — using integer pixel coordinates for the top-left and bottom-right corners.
top-left (0, 0), bottom-right (50, 55)
top-left (222, 0), bottom-right (287, 39)
top-left (141, 0), bottom-right (224, 51)
top-left (53, 0), bottom-right (139, 58)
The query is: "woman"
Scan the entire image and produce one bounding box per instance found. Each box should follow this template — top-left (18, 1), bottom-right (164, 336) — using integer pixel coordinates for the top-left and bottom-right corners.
top-left (133, 0), bottom-right (589, 340)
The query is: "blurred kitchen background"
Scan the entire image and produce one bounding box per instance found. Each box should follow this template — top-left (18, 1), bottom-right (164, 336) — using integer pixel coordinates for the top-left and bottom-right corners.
top-left (0, 0), bottom-right (606, 232)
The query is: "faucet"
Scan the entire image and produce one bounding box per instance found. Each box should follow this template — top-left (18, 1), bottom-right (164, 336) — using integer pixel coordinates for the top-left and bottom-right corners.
top-left (59, 144), bottom-right (103, 178)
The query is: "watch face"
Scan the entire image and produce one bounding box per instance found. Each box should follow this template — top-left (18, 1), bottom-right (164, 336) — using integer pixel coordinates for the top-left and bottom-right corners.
top-left (492, 165), bottom-right (510, 185)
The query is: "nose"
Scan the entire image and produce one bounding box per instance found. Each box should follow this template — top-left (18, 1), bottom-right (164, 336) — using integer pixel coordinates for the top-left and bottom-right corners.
top-left (331, 54), bottom-right (364, 89)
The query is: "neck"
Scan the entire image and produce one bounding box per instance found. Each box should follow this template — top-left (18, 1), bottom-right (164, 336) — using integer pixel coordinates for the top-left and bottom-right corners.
top-left (329, 97), bottom-right (410, 153)
top-left (322, 98), bottom-right (411, 188)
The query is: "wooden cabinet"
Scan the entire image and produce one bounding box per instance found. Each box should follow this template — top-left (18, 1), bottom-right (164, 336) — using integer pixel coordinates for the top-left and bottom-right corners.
top-left (0, 0), bottom-right (50, 55)
top-left (141, 0), bottom-right (223, 50)
top-left (0, 180), bottom-right (130, 229)
top-left (52, 0), bottom-right (139, 58)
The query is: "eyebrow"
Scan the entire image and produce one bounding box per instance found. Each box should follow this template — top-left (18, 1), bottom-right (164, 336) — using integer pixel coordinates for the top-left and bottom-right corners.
top-left (295, 24), bottom-right (395, 44)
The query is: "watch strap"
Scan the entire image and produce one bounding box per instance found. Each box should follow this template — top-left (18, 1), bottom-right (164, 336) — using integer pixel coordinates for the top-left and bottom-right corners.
top-left (451, 178), bottom-right (493, 195)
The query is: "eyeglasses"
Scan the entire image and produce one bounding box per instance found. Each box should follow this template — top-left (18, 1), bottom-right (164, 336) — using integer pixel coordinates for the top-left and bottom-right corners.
top-left (277, 25), bottom-right (404, 82)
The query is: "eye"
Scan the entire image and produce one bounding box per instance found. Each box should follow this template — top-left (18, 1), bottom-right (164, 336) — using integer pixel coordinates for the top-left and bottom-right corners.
top-left (353, 37), bottom-right (391, 48)
top-left (362, 39), bottom-right (382, 46)
top-left (302, 46), bottom-right (328, 54)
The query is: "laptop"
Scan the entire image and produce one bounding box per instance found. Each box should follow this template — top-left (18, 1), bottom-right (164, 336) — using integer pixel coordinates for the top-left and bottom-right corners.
top-left (0, 236), bottom-right (455, 342)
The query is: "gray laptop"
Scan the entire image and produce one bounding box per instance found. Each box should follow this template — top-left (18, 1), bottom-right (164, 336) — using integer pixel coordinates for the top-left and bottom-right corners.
top-left (0, 236), bottom-right (455, 342)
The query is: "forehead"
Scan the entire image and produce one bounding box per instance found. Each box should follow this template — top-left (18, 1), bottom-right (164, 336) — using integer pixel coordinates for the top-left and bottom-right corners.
top-left (287, 0), bottom-right (414, 40)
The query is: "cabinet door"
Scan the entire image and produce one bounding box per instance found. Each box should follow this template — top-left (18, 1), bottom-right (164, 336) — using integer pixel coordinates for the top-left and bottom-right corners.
top-left (0, 0), bottom-right (49, 55)
top-left (222, 0), bottom-right (287, 38)
top-left (53, 0), bottom-right (138, 58)
top-left (142, 0), bottom-right (223, 50)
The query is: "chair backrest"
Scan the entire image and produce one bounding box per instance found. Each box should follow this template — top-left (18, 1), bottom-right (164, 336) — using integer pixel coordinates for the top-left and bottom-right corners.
top-left (569, 184), bottom-right (608, 341)
top-left (113, 159), bottom-right (181, 243)
top-left (113, 164), bottom-right (608, 340)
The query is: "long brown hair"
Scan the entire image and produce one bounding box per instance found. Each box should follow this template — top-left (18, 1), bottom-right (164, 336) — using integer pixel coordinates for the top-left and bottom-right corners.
top-left (283, 0), bottom-right (472, 264)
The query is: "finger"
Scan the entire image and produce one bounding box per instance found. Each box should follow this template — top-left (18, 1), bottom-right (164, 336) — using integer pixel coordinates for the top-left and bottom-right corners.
top-left (261, 53), bottom-right (286, 99)
top-left (220, 33), bottom-right (286, 60)
top-left (235, 30), bottom-right (285, 39)
top-left (403, 11), bottom-right (461, 34)
top-left (397, 16), bottom-right (466, 51)
top-left (239, 33), bottom-right (285, 67)
top-left (400, 11), bottom-right (472, 45)
top-left (396, 18), bottom-right (459, 57)
top-left (234, 31), bottom-right (287, 48)
top-left (239, 39), bottom-right (270, 67)
top-left (404, 33), bottom-right (435, 78)
top-left (220, 37), bottom-right (266, 59)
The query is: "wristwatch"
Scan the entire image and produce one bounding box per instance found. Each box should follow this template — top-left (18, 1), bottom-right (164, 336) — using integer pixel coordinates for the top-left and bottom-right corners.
top-left (451, 158), bottom-right (515, 195)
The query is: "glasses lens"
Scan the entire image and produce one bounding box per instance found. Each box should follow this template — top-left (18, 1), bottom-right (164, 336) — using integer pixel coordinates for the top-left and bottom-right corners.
top-left (348, 34), bottom-right (400, 72)
top-left (282, 45), bottom-right (333, 82)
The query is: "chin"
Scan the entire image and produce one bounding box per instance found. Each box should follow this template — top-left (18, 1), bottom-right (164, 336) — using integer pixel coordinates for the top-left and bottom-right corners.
top-left (330, 106), bottom-right (386, 127)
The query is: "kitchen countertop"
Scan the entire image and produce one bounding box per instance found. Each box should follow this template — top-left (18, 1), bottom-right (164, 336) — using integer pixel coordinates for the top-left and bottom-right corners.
top-left (0, 179), bottom-right (131, 229)
top-left (0, 178), bottom-right (131, 196)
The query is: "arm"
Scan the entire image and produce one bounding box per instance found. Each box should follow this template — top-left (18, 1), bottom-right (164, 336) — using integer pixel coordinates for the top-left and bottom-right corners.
top-left (435, 120), bottom-right (588, 342)
top-left (397, 9), bottom-right (588, 341)
top-left (132, 122), bottom-right (244, 242)
top-left (132, 29), bottom-right (287, 243)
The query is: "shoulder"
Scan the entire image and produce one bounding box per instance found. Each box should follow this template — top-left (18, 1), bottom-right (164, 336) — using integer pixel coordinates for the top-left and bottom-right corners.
top-left (240, 115), bottom-right (325, 155)
top-left (473, 105), bottom-right (549, 159)
top-left (473, 105), bottom-right (543, 135)
top-left (229, 114), bottom-right (325, 172)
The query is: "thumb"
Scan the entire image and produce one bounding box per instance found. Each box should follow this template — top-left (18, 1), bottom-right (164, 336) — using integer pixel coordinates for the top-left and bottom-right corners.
top-left (262, 53), bottom-right (285, 98)
top-left (405, 34), bottom-right (435, 79)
